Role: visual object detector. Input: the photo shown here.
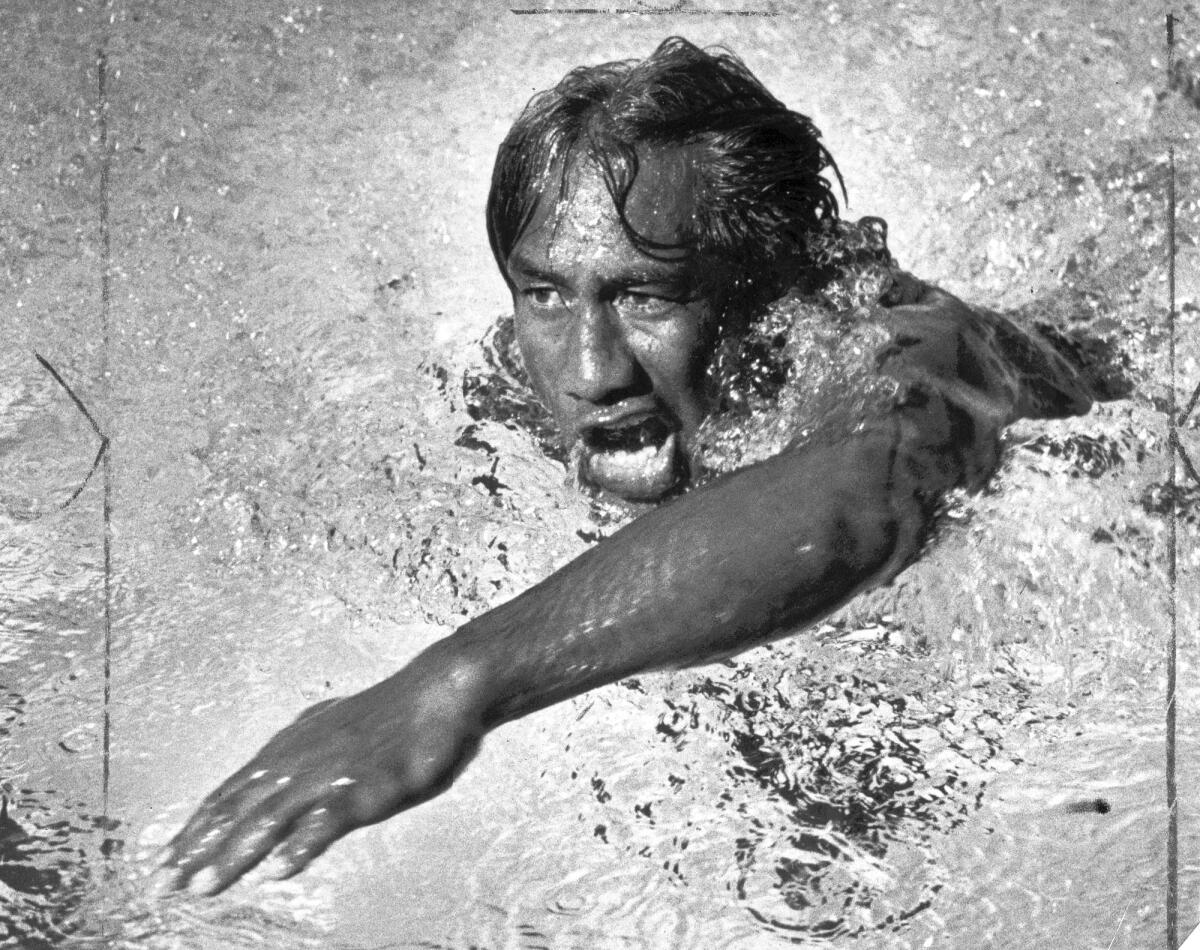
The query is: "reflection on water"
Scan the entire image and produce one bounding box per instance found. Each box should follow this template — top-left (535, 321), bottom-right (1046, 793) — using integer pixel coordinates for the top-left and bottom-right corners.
top-left (3, 277), bottom-right (1197, 948)
top-left (5, 10), bottom-right (1200, 944)
top-left (0, 788), bottom-right (119, 949)
top-left (1, 357), bottom-right (113, 946)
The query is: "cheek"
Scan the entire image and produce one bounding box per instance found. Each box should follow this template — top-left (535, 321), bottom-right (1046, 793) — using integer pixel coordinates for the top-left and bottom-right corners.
top-left (637, 317), bottom-right (712, 393)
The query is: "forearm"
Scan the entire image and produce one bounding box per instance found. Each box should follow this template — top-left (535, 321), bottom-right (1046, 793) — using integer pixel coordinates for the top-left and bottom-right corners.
top-left (425, 421), bottom-right (932, 729)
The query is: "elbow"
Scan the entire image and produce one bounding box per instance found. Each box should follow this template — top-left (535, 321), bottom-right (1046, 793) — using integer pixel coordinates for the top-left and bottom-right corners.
top-left (825, 498), bottom-right (921, 595)
top-left (821, 439), bottom-right (939, 596)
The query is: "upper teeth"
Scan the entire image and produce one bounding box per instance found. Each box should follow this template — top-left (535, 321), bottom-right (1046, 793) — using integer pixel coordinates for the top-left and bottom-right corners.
top-left (592, 418), bottom-right (665, 451)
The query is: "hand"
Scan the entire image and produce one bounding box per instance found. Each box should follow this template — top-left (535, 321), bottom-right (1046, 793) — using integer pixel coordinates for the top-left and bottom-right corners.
top-left (155, 653), bottom-right (485, 896)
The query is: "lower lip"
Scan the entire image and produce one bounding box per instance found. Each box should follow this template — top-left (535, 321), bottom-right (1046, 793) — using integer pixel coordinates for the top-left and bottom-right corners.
top-left (581, 430), bottom-right (681, 501)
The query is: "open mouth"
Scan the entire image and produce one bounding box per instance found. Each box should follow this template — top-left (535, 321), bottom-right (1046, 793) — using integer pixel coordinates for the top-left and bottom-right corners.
top-left (584, 414), bottom-right (673, 453)
top-left (579, 414), bottom-right (683, 501)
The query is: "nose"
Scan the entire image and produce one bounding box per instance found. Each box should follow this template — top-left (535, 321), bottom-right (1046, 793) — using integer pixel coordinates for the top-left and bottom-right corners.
top-left (565, 302), bottom-right (639, 405)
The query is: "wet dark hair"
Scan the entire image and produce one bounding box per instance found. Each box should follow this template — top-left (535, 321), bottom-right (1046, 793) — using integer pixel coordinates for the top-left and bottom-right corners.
top-left (486, 37), bottom-right (844, 322)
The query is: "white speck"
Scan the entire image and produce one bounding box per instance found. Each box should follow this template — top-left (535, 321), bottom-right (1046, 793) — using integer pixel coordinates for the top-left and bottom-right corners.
top-left (188, 867), bottom-right (219, 895)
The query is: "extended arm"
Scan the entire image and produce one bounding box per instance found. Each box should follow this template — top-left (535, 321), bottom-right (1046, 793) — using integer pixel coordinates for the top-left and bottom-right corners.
top-left (157, 286), bottom-right (1083, 895)
top-left (462, 421), bottom-right (927, 725)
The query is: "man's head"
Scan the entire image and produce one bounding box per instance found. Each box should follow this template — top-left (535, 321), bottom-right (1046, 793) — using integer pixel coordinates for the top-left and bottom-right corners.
top-left (486, 37), bottom-right (841, 501)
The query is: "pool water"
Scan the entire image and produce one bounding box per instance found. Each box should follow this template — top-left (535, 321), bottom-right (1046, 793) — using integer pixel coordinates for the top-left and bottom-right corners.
top-left (3, 3), bottom-right (1199, 947)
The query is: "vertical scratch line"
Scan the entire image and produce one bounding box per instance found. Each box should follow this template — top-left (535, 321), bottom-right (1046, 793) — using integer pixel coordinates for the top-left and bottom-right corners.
top-left (1165, 13), bottom-right (1179, 950)
top-left (96, 40), bottom-right (114, 846)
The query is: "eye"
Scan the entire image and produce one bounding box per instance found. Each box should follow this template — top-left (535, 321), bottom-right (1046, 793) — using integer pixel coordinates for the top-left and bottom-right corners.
top-left (615, 290), bottom-right (675, 317)
top-left (523, 286), bottom-right (564, 309)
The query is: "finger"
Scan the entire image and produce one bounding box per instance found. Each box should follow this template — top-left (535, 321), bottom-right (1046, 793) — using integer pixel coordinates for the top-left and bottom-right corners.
top-left (260, 805), bottom-right (351, 881)
top-left (157, 777), bottom-right (268, 874)
top-left (157, 748), bottom-right (309, 872)
top-left (261, 771), bottom-right (415, 882)
top-left (157, 804), bottom-right (240, 883)
top-left (255, 772), bottom-right (421, 884)
top-left (173, 783), bottom-right (319, 896)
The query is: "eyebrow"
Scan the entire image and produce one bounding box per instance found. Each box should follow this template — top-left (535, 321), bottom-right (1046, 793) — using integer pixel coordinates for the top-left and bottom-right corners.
top-left (505, 254), bottom-right (558, 283)
top-left (506, 253), bottom-right (694, 289)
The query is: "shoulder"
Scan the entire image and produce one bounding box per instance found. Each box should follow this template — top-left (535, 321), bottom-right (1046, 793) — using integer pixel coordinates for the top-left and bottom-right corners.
top-left (874, 275), bottom-right (1094, 423)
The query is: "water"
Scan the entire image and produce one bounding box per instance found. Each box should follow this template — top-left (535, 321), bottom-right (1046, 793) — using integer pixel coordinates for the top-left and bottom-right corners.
top-left (4, 264), bottom-right (1196, 948)
top-left (4, 3), bottom-right (1200, 947)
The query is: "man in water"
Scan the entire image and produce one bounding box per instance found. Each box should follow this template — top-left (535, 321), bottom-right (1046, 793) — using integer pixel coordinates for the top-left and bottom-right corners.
top-left (158, 38), bottom-right (1095, 895)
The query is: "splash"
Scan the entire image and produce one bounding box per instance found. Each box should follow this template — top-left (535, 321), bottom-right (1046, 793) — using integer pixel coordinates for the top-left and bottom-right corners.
top-left (463, 217), bottom-right (906, 487)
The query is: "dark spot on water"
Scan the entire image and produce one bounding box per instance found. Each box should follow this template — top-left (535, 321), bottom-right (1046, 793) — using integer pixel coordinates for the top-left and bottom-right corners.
top-left (1021, 432), bottom-right (1125, 478)
top-left (1055, 170), bottom-right (1089, 193)
top-left (377, 275), bottom-right (411, 293)
top-left (1141, 481), bottom-right (1200, 525)
top-left (470, 458), bottom-right (508, 496)
top-left (1170, 58), bottom-right (1200, 111)
top-left (455, 424), bottom-right (497, 455)
top-left (1064, 797), bottom-right (1111, 815)
top-left (422, 361), bottom-right (450, 394)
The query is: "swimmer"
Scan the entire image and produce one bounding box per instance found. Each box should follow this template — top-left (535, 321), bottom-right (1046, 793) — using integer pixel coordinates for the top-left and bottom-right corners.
top-left (157, 37), bottom-right (1097, 895)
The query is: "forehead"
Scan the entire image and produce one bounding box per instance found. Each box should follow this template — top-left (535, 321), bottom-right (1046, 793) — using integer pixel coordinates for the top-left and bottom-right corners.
top-left (510, 147), bottom-right (702, 272)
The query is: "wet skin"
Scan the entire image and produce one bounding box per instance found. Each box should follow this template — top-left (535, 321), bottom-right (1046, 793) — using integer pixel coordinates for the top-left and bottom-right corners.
top-left (156, 151), bottom-right (1089, 896)
top-left (506, 149), bottom-right (717, 500)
